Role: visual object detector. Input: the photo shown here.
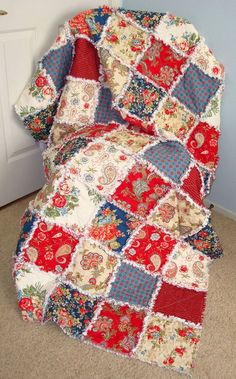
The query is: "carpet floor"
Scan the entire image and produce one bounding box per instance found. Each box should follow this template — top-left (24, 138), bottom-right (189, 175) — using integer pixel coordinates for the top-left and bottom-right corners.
top-left (0, 193), bottom-right (235, 379)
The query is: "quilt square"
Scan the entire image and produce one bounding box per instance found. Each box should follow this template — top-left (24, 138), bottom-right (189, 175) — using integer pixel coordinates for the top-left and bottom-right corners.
top-left (135, 314), bottom-right (201, 374)
top-left (181, 166), bottom-right (203, 205)
top-left (104, 128), bottom-right (153, 153)
top-left (118, 9), bottom-right (164, 31)
top-left (172, 63), bottom-right (221, 115)
top-left (118, 74), bottom-right (165, 121)
top-left (192, 40), bottom-right (224, 81)
top-left (187, 122), bottom-right (219, 169)
top-left (150, 191), bottom-right (208, 237)
top-left (108, 262), bottom-right (159, 308)
top-left (124, 224), bottom-right (177, 273)
top-left (136, 37), bottom-right (187, 90)
top-left (95, 87), bottom-right (125, 125)
top-left (156, 13), bottom-right (200, 56)
top-left (44, 283), bottom-right (99, 338)
top-left (65, 240), bottom-right (118, 295)
top-left (85, 301), bottom-right (146, 354)
top-left (15, 210), bottom-right (37, 255)
top-left (153, 97), bottom-right (195, 140)
top-left (15, 264), bottom-right (56, 322)
top-left (42, 42), bottom-right (73, 91)
top-left (73, 141), bottom-right (135, 197)
top-left (56, 78), bottom-right (99, 125)
top-left (152, 282), bottom-right (206, 324)
top-left (53, 137), bottom-right (88, 166)
top-left (143, 141), bottom-right (191, 183)
top-left (21, 219), bottom-right (79, 274)
top-left (185, 221), bottom-right (223, 259)
top-left (110, 163), bottom-right (171, 218)
top-left (89, 202), bottom-right (140, 253)
top-left (100, 15), bottom-right (149, 66)
top-left (163, 243), bottom-right (210, 291)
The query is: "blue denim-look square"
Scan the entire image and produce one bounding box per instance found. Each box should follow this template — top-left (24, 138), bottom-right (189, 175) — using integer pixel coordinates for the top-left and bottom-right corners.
top-left (95, 87), bottom-right (125, 125)
top-left (42, 42), bottom-right (73, 91)
top-left (143, 141), bottom-right (191, 183)
top-left (172, 63), bottom-right (221, 115)
top-left (108, 262), bottom-right (158, 307)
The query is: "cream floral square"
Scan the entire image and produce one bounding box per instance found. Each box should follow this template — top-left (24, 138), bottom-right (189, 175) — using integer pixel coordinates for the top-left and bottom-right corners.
top-left (191, 40), bottom-right (224, 80)
top-left (135, 314), bottom-right (201, 374)
top-left (155, 13), bottom-right (200, 56)
top-left (149, 191), bottom-right (208, 237)
top-left (104, 128), bottom-right (153, 153)
top-left (64, 240), bottom-right (118, 295)
top-left (163, 243), bottom-right (210, 290)
top-left (100, 15), bottom-right (149, 66)
top-left (56, 78), bottom-right (99, 125)
top-left (100, 48), bottom-right (129, 98)
top-left (153, 97), bottom-right (195, 140)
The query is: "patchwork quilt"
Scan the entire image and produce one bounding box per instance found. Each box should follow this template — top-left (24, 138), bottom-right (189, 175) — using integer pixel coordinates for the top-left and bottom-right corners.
top-left (14, 6), bottom-right (225, 375)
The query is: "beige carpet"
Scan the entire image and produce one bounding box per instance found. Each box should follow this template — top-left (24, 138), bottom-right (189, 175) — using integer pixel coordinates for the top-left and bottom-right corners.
top-left (0, 193), bottom-right (235, 379)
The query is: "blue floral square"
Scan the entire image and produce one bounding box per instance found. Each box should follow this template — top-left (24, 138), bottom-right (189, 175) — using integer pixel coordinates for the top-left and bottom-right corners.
top-left (143, 141), bottom-right (191, 183)
top-left (44, 283), bottom-right (99, 338)
top-left (15, 210), bottom-right (37, 255)
top-left (118, 8), bottom-right (165, 30)
top-left (86, 7), bottom-right (112, 43)
top-left (42, 42), bottom-right (73, 92)
top-left (118, 75), bottom-right (165, 121)
top-left (172, 63), bottom-right (221, 115)
top-left (89, 202), bottom-right (140, 253)
top-left (108, 262), bottom-right (159, 307)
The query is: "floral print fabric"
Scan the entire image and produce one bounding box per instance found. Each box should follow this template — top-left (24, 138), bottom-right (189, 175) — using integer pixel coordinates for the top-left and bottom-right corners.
top-left (14, 6), bottom-right (225, 376)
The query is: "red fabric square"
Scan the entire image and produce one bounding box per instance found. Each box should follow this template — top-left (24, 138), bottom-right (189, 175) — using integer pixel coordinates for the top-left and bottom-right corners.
top-left (70, 38), bottom-right (100, 80)
top-left (22, 220), bottom-right (78, 273)
top-left (124, 224), bottom-right (177, 273)
top-left (181, 166), bottom-right (203, 205)
top-left (152, 282), bottom-right (206, 324)
top-left (136, 37), bottom-right (187, 90)
top-left (187, 122), bottom-right (219, 169)
top-left (85, 302), bottom-right (146, 354)
top-left (111, 163), bottom-right (171, 218)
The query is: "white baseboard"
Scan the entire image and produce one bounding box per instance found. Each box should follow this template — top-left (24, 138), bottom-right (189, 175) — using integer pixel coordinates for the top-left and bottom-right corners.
top-left (204, 200), bottom-right (236, 221)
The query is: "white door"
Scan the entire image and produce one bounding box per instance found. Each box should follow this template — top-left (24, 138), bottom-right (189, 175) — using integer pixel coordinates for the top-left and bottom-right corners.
top-left (0, 0), bottom-right (120, 207)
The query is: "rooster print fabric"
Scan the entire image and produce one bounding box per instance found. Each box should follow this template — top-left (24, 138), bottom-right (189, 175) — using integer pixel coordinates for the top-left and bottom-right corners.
top-left (14, 6), bottom-right (225, 376)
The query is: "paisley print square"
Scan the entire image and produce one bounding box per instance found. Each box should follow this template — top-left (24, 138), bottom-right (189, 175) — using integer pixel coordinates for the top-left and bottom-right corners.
top-left (21, 219), bottom-right (79, 274)
top-left (153, 97), bottom-right (195, 140)
top-left (108, 262), bottom-right (159, 307)
top-left (85, 302), bottom-right (146, 354)
top-left (186, 121), bottom-right (219, 169)
top-left (55, 78), bottom-right (99, 125)
top-left (143, 141), bottom-right (191, 183)
top-left (118, 74), bottom-right (165, 121)
top-left (152, 282), bottom-right (206, 324)
top-left (136, 37), bottom-right (187, 90)
top-left (89, 202), bottom-right (140, 253)
top-left (104, 128), bottom-right (153, 153)
top-left (163, 243), bottom-right (210, 291)
top-left (124, 224), bottom-right (177, 273)
top-left (135, 315), bottom-right (201, 374)
top-left (44, 283), bottom-right (99, 338)
top-left (110, 163), bottom-right (171, 218)
top-left (100, 15), bottom-right (149, 66)
top-left (172, 63), bottom-right (221, 115)
top-left (64, 240), bottom-right (118, 295)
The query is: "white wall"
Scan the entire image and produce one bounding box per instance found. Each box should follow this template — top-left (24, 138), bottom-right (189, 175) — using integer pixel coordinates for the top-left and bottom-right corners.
top-left (123, 0), bottom-right (236, 216)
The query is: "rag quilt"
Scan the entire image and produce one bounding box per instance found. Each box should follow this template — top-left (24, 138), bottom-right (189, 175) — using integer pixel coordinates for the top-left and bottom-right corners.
top-left (14, 6), bottom-right (225, 376)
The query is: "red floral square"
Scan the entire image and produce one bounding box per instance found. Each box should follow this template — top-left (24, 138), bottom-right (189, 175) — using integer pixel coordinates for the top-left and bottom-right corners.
top-left (85, 301), bottom-right (146, 354)
top-left (124, 224), bottom-right (177, 273)
top-left (22, 220), bottom-right (78, 273)
top-left (152, 282), bottom-right (206, 324)
top-left (136, 37), bottom-right (187, 90)
top-left (187, 122), bottom-right (219, 169)
top-left (110, 163), bottom-right (171, 218)
top-left (181, 166), bottom-right (203, 205)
